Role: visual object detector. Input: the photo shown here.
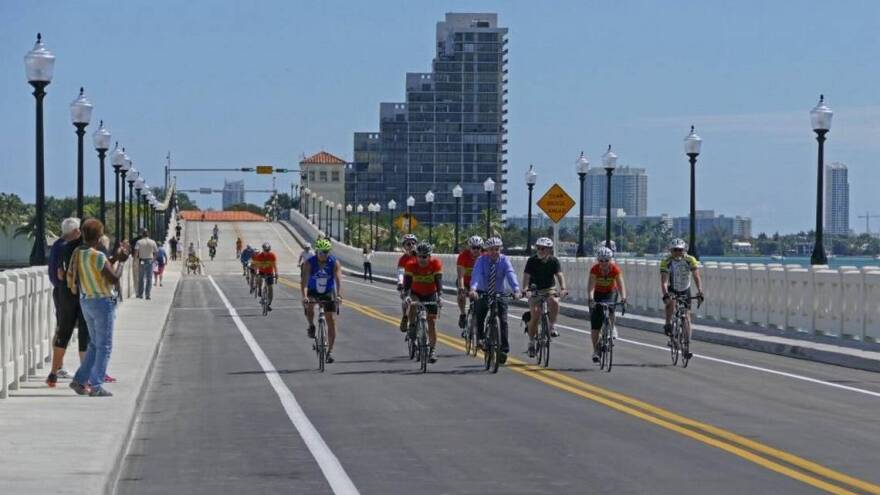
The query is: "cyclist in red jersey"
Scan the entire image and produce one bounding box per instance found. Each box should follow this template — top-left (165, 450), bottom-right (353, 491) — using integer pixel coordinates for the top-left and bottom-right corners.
top-left (397, 234), bottom-right (419, 332)
top-left (456, 235), bottom-right (483, 334)
top-left (402, 242), bottom-right (443, 363)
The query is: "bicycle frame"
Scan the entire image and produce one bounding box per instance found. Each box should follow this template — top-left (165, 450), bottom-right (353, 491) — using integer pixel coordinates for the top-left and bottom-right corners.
top-left (411, 300), bottom-right (438, 373)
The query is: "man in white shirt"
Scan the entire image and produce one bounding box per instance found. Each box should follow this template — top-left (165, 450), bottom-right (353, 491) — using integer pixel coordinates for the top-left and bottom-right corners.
top-left (134, 229), bottom-right (158, 299)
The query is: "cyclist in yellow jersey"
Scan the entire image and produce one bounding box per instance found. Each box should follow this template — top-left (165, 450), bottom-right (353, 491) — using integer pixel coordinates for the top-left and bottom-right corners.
top-left (660, 239), bottom-right (704, 358)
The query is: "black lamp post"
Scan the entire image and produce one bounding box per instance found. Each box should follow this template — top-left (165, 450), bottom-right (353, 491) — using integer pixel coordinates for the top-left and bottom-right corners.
top-left (25, 34), bottom-right (54, 265)
top-left (345, 204), bottom-right (353, 244)
top-left (575, 154), bottom-right (589, 257)
top-left (134, 177), bottom-right (145, 234)
top-left (388, 199), bottom-right (397, 251)
top-left (110, 144), bottom-right (124, 239)
top-left (356, 204), bottom-right (364, 247)
top-left (373, 203), bottom-right (381, 251)
top-left (684, 126), bottom-right (703, 259)
top-left (92, 121), bottom-right (111, 225)
top-left (602, 145), bottom-right (618, 249)
top-left (127, 168), bottom-right (138, 243)
top-left (406, 196), bottom-right (415, 233)
top-left (483, 178), bottom-right (495, 239)
top-left (70, 87), bottom-right (93, 220)
top-left (316, 196), bottom-right (323, 231)
top-left (525, 165), bottom-right (537, 256)
top-left (328, 201), bottom-right (334, 239)
top-left (425, 191), bottom-right (435, 245)
top-left (810, 95), bottom-right (833, 265)
top-left (336, 203), bottom-right (343, 243)
top-left (368, 203), bottom-right (375, 250)
top-left (452, 184), bottom-right (463, 253)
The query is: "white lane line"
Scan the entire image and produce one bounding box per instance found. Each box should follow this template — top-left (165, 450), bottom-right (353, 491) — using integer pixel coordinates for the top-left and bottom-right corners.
top-left (342, 277), bottom-right (880, 399)
top-left (208, 276), bottom-right (360, 495)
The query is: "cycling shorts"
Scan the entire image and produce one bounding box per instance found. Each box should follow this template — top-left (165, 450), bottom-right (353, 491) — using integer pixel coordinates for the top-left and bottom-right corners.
top-left (410, 292), bottom-right (439, 316)
top-left (307, 289), bottom-right (336, 313)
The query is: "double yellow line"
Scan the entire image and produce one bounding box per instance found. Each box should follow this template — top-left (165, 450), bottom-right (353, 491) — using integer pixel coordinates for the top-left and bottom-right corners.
top-left (276, 275), bottom-right (879, 495)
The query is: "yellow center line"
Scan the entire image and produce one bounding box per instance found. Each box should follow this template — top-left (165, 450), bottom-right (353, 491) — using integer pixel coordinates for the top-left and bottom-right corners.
top-left (276, 275), bottom-right (878, 495)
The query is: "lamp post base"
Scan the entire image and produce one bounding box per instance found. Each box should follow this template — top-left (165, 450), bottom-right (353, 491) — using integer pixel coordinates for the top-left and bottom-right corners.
top-left (811, 246), bottom-right (828, 266)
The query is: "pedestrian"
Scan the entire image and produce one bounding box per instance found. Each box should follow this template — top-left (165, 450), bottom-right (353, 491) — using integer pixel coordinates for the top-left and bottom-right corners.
top-left (68, 218), bottom-right (128, 397)
top-left (134, 228), bottom-right (158, 299)
top-left (362, 246), bottom-right (373, 283)
top-left (175, 223), bottom-right (182, 239)
top-left (169, 236), bottom-right (178, 261)
top-left (154, 242), bottom-right (168, 287)
top-left (45, 218), bottom-right (87, 388)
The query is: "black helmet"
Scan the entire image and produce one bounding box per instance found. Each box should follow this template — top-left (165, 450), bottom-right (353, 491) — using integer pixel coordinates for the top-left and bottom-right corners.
top-left (415, 242), bottom-right (432, 257)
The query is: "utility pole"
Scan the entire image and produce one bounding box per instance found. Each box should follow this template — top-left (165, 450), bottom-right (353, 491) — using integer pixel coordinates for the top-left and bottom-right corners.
top-left (857, 211), bottom-right (880, 234)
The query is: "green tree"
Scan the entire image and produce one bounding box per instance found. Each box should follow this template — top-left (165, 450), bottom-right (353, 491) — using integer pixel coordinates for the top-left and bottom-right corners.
top-left (226, 203), bottom-right (265, 216)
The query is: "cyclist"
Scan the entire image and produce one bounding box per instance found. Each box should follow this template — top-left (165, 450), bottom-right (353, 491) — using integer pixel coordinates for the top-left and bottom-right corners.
top-left (297, 244), bottom-right (314, 271)
top-left (235, 236), bottom-right (243, 258)
top-left (251, 242), bottom-right (278, 311)
top-left (523, 237), bottom-right (568, 358)
top-left (212, 224), bottom-right (219, 240)
top-left (187, 242), bottom-right (196, 258)
top-left (402, 242), bottom-right (443, 363)
top-left (301, 238), bottom-right (342, 363)
top-left (240, 243), bottom-right (255, 277)
top-left (468, 236), bottom-right (521, 364)
top-left (660, 238), bottom-right (704, 359)
top-left (456, 235), bottom-right (483, 336)
top-left (207, 236), bottom-right (218, 260)
top-left (587, 246), bottom-right (627, 363)
top-left (396, 234), bottom-right (419, 332)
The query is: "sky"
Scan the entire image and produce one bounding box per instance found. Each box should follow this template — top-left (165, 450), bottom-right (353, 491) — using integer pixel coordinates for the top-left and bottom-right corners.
top-left (2, 0), bottom-right (880, 235)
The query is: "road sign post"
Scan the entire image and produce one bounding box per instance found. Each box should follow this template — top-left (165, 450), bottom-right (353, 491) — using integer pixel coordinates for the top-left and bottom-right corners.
top-left (537, 183), bottom-right (576, 256)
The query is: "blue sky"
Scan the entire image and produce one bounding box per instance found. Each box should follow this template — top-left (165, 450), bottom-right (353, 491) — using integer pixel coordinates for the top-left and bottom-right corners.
top-left (2, 0), bottom-right (879, 234)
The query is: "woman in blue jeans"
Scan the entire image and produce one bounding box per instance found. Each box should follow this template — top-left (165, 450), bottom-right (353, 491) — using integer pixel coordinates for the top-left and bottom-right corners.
top-left (69, 219), bottom-right (128, 397)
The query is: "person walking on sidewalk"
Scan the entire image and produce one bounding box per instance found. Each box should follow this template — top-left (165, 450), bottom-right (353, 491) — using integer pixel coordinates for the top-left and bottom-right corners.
top-left (168, 236), bottom-right (178, 261)
top-left (154, 242), bottom-right (168, 287)
top-left (134, 229), bottom-right (158, 299)
top-left (45, 217), bottom-right (87, 387)
top-left (362, 246), bottom-right (374, 283)
top-left (68, 219), bottom-right (129, 397)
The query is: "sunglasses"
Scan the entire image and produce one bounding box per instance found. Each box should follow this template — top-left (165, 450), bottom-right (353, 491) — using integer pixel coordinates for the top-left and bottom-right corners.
top-left (470, 246), bottom-right (481, 250)
top-left (537, 246), bottom-right (551, 251)
top-left (598, 258), bottom-right (610, 262)
top-left (317, 250), bottom-right (330, 255)
top-left (672, 248), bottom-right (684, 252)
top-left (417, 255), bottom-right (429, 259)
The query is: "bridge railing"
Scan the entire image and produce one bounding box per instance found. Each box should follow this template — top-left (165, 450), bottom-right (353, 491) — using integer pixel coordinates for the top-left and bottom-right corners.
top-left (285, 208), bottom-right (880, 342)
top-left (1, 267), bottom-right (53, 398)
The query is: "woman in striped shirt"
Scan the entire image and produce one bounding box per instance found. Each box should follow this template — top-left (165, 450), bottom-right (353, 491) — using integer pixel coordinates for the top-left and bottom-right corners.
top-left (70, 219), bottom-right (129, 397)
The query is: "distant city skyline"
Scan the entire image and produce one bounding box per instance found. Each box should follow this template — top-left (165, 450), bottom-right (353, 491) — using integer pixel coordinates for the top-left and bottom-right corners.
top-left (2, 1), bottom-right (879, 234)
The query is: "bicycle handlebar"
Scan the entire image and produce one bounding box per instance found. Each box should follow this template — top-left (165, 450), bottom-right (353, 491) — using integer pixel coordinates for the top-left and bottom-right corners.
top-left (592, 300), bottom-right (627, 316)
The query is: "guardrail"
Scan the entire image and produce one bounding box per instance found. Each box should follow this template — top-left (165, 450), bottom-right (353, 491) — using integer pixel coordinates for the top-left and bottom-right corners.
top-left (286, 208), bottom-right (880, 342)
top-left (1, 267), bottom-right (53, 398)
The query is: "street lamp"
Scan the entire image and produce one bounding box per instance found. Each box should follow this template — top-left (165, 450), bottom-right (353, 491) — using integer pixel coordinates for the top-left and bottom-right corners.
top-left (110, 143), bottom-right (125, 240)
top-left (70, 87), bottom-right (93, 219)
top-left (388, 199), bottom-right (397, 251)
top-left (810, 95), bottom-right (833, 265)
top-left (452, 184), bottom-right (463, 253)
top-left (525, 165), bottom-right (537, 256)
top-left (483, 177), bottom-right (495, 239)
top-left (25, 33), bottom-right (55, 265)
top-left (406, 195), bottom-right (415, 233)
top-left (575, 153), bottom-right (590, 257)
top-left (356, 204), bottom-right (364, 247)
top-left (303, 187), bottom-right (310, 219)
top-left (317, 196), bottom-right (324, 231)
top-left (373, 202), bottom-right (381, 251)
top-left (345, 204), bottom-right (353, 244)
top-left (120, 150), bottom-right (132, 240)
top-left (337, 203), bottom-right (343, 243)
top-left (425, 190), bottom-right (435, 245)
top-left (684, 126), bottom-right (703, 259)
top-left (92, 120), bottom-right (111, 225)
top-left (602, 145), bottom-right (618, 249)
top-left (327, 201), bottom-right (334, 239)
top-left (134, 176), bottom-right (145, 232)
top-left (126, 167), bottom-right (138, 242)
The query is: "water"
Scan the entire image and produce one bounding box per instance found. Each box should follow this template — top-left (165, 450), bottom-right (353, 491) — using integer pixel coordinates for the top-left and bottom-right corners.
top-left (676, 255), bottom-right (879, 269)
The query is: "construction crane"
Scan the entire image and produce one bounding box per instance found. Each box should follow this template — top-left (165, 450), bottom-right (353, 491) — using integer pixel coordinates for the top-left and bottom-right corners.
top-left (857, 211), bottom-right (880, 234)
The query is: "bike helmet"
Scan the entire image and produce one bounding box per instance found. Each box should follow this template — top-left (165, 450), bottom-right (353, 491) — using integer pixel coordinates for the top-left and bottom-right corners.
top-left (467, 235), bottom-right (484, 248)
top-left (314, 238), bottom-right (332, 252)
top-left (670, 238), bottom-right (688, 251)
top-left (535, 237), bottom-right (553, 248)
top-left (262, 242), bottom-right (271, 251)
top-left (415, 241), bottom-right (433, 257)
top-left (483, 236), bottom-right (503, 248)
top-left (401, 234), bottom-right (418, 245)
top-left (595, 246), bottom-right (614, 261)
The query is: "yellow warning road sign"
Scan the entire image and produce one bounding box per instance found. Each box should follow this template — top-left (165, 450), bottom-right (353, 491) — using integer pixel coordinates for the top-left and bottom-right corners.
top-left (394, 214), bottom-right (418, 231)
top-left (255, 165), bottom-right (274, 175)
top-left (537, 183), bottom-right (576, 223)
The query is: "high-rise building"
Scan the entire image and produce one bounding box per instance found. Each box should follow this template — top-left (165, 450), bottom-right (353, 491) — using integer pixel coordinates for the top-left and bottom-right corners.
top-left (584, 166), bottom-right (648, 217)
top-left (350, 13), bottom-right (509, 227)
top-left (222, 179), bottom-right (244, 209)
top-left (825, 162), bottom-right (849, 236)
top-left (672, 210), bottom-right (752, 239)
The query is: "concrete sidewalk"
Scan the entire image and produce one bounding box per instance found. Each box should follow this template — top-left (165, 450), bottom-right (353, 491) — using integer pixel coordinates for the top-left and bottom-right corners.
top-left (0, 262), bottom-right (181, 495)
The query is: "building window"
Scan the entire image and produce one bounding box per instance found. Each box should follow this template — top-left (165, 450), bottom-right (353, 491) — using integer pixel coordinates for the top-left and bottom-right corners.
top-left (331, 171), bottom-right (340, 182)
top-left (319, 171), bottom-right (328, 182)
top-left (308, 171), bottom-right (316, 182)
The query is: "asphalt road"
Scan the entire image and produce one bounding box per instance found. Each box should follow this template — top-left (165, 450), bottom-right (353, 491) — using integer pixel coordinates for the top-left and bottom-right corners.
top-left (116, 220), bottom-right (880, 495)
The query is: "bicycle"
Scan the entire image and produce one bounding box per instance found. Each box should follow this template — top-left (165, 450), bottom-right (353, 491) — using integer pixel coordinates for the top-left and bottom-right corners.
top-left (593, 301), bottom-right (626, 372)
top-left (209, 245), bottom-right (216, 261)
top-left (462, 292), bottom-right (479, 356)
top-left (479, 292), bottom-right (516, 374)
top-left (259, 274), bottom-right (273, 316)
top-left (306, 297), bottom-right (339, 372)
top-left (409, 300), bottom-right (439, 373)
top-left (668, 294), bottom-right (703, 367)
top-left (528, 285), bottom-right (559, 368)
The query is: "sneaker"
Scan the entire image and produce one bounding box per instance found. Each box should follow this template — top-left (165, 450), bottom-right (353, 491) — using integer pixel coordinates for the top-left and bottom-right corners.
top-left (399, 315), bottom-right (409, 333)
top-left (429, 348), bottom-right (438, 363)
top-left (612, 326), bottom-right (619, 340)
top-left (458, 313), bottom-right (467, 329)
top-left (104, 374), bottom-right (117, 383)
top-left (69, 381), bottom-right (89, 396)
top-left (56, 368), bottom-right (71, 379)
top-left (664, 323), bottom-right (672, 336)
top-left (550, 327), bottom-right (560, 338)
top-left (528, 341), bottom-right (536, 358)
top-left (592, 352), bottom-right (600, 363)
top-left (684, 351), bottom-right (693, 360)
top-left (325, 353), bottom-right (334, 364)
top-left (267, 304), bottom-right (272, 312)
top-left (461, 329), bottom-right (467, 338)
top-left (498, 352), bottom-right (508, 364)
top-left (89, 387), bottom-right (113, 397)
top-left (45, 373), bottom-right (57, 388)
top-left (307, 325), bottom-right (316, 339)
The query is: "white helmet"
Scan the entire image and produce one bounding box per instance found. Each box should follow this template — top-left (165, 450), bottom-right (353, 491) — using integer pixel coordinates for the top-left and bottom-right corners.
top-left (670, 238), bottom-right (688, 250)
top-left (262, 242), bottom-right (271, 251)
top-left (483, 236), bottom-right (503, 248)
top-left (595, 246), bottom-right (614, 261)
top-left (535, 237), bottom-right (553, 248)
top-left (467, 235), bottom-right (484, 248)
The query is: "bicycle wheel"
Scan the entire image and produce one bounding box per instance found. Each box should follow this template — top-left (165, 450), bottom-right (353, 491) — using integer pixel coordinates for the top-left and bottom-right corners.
top-left (464, 312), bottom-right (473, 355)
top-left (407, 323), bottom-right (417, 360)
top-left (670, 317), bottom-right (680, 366)
top-left (605, 322), bottom-right (614, 373)
top-left (540, 314), bottom-right (551, 368)
top-left (680, 321), bottom-right (691, 368)
top-left (418, 319), bottom-right (429, 373)
top-left (483, 322), bottom-right (494, 371)
top-left (316, 318), bottom-right (326, 372)
top-left (599, 323), bottom-right (608, 370)
top-left (468, 311), bottom-right (479, 357)
top-left (261, 293), bottom-right (268, 316)
top-left (489, 318), bottom-right (500, 374)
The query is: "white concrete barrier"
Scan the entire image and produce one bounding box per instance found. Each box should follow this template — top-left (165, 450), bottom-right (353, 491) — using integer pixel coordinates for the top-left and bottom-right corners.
top-left (864, 271), bottom-right (880, 342)
top-left (1, 267), bottom-right (55, 399)
top-left (786, 269), bottom-right (813, 332)
top-left (841, 270), bottom-right (865, 339)
top-left (749, 265), bottom-right (770, 326)
top-left (734, 264), bottom-right (752, 323)
top-left (813, 270), bottom-right (843, 337)
top-left (767, 267), bottom-right (788, 329)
